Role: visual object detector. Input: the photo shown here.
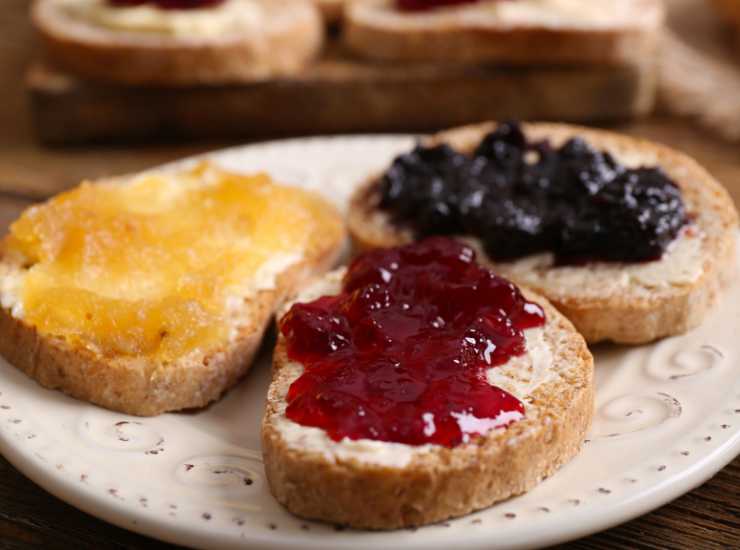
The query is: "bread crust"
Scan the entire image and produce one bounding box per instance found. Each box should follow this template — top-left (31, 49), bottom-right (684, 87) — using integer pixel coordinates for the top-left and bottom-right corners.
top-left (347, 122), bottom-right (739, 344)
top-left (344, 0), bottom-right (664, 65)
top-left (0, 175), bottom-right (345, 417)
top-left (262, 286), bottom-right (593, 529)
top-left (31, 0), bottom-right (324, 86)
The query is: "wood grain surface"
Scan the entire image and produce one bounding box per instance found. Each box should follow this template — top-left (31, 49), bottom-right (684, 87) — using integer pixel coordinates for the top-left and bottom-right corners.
top-left (26, 47), bottom-right (654, 144)
top-left (0, 1), bottom-right (739, 549)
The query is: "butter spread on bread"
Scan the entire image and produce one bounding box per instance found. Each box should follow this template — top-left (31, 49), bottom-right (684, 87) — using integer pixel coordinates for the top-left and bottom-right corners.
top-left (56, 0), bottom-right (263, 37)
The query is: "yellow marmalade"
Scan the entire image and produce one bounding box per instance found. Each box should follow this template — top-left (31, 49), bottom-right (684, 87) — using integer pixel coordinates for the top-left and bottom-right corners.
top-left (5, 163), bottom-right (342, 360)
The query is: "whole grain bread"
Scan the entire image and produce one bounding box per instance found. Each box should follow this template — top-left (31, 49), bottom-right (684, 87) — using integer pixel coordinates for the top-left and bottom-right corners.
top-left (32, 0), bottom-right (324, 86)
top-left (262, 269), bottom-right (593, 529)
top-left (0, 166), bottom-right (345, 416)
top-left (344, 0), bottom-right (664, 65)
top-left (348, 122), bottom-right (739, 344)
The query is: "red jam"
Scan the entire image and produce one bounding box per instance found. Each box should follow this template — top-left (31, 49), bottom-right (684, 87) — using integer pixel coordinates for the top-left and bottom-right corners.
top-left (108, 0), bottom-right (225, 9)
top-left (280, 238), bottom-right (545, 448)
top-left (396, 0), bottom-right (484, 11)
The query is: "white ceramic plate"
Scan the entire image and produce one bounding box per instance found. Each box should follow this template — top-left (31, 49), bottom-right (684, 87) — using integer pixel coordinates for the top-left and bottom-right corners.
top-left (1, 135), bottom-right (739, 550)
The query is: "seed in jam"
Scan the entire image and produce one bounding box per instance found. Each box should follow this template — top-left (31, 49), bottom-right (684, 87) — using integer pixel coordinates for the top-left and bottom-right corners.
top-left (377, 122), bottom-right (688, 264)
top-left (396, 0), bottom-right (484, 11)
top-left (280, 237), bottom-right (545, 448)
top-left (108, 0), bottom-right (225, 9)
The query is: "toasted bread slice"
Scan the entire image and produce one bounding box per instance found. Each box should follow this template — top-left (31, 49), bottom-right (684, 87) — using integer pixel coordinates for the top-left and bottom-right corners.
top-left (344, 0), bottom-right (663, 65)
top-left (262, 268), bottom-right (593, 529)
top-left (0, 163), bottom-right (345, 416)
top-left (348, 122), bottom-right (739, 344)
top-left (32, 0), bottom-right (323, 86)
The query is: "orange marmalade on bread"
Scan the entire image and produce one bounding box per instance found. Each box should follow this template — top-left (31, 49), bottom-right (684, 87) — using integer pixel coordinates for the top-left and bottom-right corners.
top-left (4, 162), bottom-right (342, 360)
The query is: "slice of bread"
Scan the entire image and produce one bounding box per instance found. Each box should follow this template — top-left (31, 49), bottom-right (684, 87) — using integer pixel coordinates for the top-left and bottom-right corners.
top-left (344, 0), bottom-right (664, 65)
top-left (0, 163), bottom-right (345, 416)
top-left (348, 122), bottom-right (739, 344)
top-left (32, 0), bottom-right (324, 86)
top-left (262, 268), bottom-right (593, 529)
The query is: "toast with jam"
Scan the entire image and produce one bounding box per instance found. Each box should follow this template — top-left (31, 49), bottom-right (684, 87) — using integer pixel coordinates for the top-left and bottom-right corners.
top-left (32, 0), bottom-right (323, 86)
top-left (348, 122), bottom-right (738, 344)
top-left (0, 162), bottom-right (345, 415)
top-left (262, 238), bottom-right (593, 529)
top-left (344, 0), bottom-right (664, 66)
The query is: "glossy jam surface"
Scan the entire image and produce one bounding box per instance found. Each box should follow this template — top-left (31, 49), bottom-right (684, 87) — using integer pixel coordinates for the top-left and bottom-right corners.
top-left (280, 238), bottom-right (545, 448)
top-left (378, 122), bottom-right (688, 264)
top-left (108, 0), bottom-right (225, 10)
top-left (396, 0), bottom-right (483, 11)
top-left (6, 163), bottom-right (342, 360)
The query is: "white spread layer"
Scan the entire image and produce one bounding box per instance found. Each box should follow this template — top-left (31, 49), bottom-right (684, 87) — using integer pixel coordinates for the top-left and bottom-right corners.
top-left (225, 252), bottom-right (303, 342)
top-left (475, 0), bottom-right (642, 26)
top-left (493, 227), bottom-right (705, 301)
top-left (369, 0), bottom-right (657, 29)
top-left (58, 0), bottom-right (263, 37)
top-left (274, 270), bottom-right (554, 469)
top-left (0, 268), bottom-right (24, 320)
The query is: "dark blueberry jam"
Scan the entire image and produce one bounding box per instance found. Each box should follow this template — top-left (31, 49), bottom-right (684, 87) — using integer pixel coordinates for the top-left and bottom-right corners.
top-left (396, 0), bottom-right (484, 11)
top-left (108, 0), bottom-right (224, 9)
top-left (280, 238), bottom-right (545, 448)
top-left (377, 122), bottom-right (688, 264)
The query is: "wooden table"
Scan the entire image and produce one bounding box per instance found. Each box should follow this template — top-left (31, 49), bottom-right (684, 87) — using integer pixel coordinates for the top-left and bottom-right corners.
top-left (1, 1), bottom-right (739, 548)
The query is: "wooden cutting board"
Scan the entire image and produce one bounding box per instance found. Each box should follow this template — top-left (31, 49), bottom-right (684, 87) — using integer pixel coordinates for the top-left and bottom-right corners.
top-left (26, 43), bottom-right (656, 144)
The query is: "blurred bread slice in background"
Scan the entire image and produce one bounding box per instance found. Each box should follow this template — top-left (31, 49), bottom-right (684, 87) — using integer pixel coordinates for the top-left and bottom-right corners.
top-left (32, 0), bottom-right (324, 86)
top-left (344, 0), bottom-right (664, 65)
